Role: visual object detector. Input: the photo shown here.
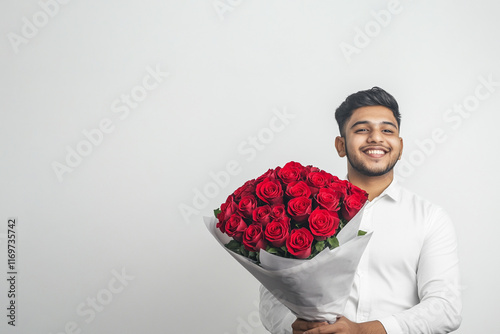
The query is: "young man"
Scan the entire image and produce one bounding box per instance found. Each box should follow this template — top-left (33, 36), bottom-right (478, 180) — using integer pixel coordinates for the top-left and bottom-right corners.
top-left (259, 87), bottom-right (462, 334)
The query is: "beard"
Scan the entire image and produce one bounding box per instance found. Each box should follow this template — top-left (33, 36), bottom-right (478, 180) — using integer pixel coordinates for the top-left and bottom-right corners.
top-left (345, 145), bottom-right (400, 177)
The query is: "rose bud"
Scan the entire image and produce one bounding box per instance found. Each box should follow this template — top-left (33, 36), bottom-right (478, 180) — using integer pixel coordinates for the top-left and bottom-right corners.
top-left (287, 196), bottom-right (312, 223)
top-left (256, 177), bottom-right (284, 205)
top-left (264, 217), bottom-right (290, 248)
top-left (327, 180), bottom-right (349, 198)
top-left (237, 195), bottom-right (258, 219)
top-left (224, 214), bottom-right (248, 242)
top-left (216, 195), bottom-right (238, 232)
top-left (243, 224), bottom-right (267, 252)
top-left (306, 171), bottom-right (335, 195)
top-left (233, 179), bottom-right (257, 202)
top-left (302, 165), bottom-right (320, 178)
top-left (253, 205), bottom-right (272, 227)
top-left (341, 185), bottom-right (368, 221)
top-left (270, 204), bottom-right (286, 220)
top-left (278, 161), bottom-right (304, 184)
top-left (256, 168), bottom-right (279, 183)
top-left (286, 227), bottom-right (314, 259)
top-left (286, 181), bottom-right (312, 199)
top-left (315, 188), bottom-right (342, 211)
top-left (309, 208), bottom-right (340, 241)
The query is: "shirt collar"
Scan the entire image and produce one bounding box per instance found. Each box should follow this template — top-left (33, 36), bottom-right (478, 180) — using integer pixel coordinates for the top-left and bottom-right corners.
top-left (378, 178), bottom-right (402, 202)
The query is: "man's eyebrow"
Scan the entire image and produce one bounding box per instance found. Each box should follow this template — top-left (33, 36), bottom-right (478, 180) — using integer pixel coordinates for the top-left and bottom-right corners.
top-left (350, 120), bottom-right (398, 129)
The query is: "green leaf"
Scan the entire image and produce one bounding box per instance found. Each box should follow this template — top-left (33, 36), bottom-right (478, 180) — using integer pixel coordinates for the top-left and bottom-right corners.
top-left (266, 247), bottom-right (280, 255)
top-left (358, 230), bottom-right (367, 236)
top-left (214, 208), bottom-right (222, 218)
top-left (315, 241), bottom-right (325, 252)
top-left (225, 240), bottom-right (241, 253)
top-left (248, 251), bottom-right (257, 261)
top-left (327, 236), bottom-right (339, 249)
top-left (240, 244), bottom-right (249, 257)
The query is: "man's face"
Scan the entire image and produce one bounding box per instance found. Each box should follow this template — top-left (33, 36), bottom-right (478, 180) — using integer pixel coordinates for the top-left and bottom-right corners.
top-left (336, 106), bottom-right (403, 177)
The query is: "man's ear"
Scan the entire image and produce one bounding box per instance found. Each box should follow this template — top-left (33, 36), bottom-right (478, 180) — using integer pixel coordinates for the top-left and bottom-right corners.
top-left (335, 136), bottom-right (346, 157)
top-left (398, 137), bottom-right (403, 160)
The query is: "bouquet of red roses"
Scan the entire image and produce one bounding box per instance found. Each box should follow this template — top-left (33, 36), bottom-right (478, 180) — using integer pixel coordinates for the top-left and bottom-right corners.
top-left (214, 161), bottom-right (368, 262)
top-left (205, 161), bottom-right (373, 323)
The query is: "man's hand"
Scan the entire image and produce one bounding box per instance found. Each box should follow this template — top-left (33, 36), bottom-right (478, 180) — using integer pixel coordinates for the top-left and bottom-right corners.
top-left (291, 317), bottom-right (387, 334)
top-left (292, 318), bottom-right (328, 334)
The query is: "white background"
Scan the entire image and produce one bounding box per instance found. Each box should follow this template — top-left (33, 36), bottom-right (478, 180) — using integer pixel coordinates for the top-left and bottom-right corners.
top-left (1, 0), bottom-right (499, 333)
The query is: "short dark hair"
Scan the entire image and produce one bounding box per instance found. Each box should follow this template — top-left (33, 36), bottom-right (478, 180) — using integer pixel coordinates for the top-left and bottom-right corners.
top-left (335, 87), bottom-right (401, 136)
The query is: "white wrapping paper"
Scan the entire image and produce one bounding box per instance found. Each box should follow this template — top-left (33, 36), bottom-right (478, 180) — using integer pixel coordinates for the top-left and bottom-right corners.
top-left (204, 207), bottom-right (372, 323)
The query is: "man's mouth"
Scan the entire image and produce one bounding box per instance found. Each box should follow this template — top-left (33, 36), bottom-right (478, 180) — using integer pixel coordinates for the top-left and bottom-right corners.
top-left (363, 148), bottom-right (388, 158)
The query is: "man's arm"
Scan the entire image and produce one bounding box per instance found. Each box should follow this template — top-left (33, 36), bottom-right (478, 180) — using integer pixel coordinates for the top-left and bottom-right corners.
top-left (378, 207), bottom-right (462, 333)
top-left (259, 208), bottom-right (461, 334)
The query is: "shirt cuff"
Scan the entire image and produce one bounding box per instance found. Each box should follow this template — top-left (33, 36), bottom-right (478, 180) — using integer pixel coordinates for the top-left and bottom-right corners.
top-left (378, 315), bottom-right (403, 334)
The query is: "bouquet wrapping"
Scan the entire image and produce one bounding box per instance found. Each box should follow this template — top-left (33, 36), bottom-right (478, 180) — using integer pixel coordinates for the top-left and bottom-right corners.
top-left (204, 161), bottom-right (372, 323)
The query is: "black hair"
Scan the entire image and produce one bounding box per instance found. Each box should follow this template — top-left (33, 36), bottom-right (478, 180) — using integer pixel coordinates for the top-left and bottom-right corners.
top-left (335, 87), bottom-right (401, 136)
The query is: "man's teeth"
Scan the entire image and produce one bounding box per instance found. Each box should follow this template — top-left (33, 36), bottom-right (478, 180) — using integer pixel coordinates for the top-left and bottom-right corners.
top-left (366, 150), bottom-right (385, 155)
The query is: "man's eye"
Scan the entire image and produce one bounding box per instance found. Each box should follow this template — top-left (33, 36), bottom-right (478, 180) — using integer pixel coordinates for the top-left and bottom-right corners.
top-left (355, 129), bottom-right (368, 133)
top-left (383, 129), bottom-right (394, 133)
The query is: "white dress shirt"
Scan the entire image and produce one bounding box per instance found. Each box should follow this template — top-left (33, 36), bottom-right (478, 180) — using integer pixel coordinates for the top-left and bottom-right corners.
top-left (259, 179), bottom-right (462, 333)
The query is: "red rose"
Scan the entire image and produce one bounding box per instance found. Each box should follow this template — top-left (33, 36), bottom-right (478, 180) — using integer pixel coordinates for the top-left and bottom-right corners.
top-left (216, 195), bottom-right (238, 232)
top-left (270, 204), bottom-right (286, 220)
top-left (225, 214), bottom-right (247, 242)
top-left (341, 185), bottom-right (368, 221)
top-left (252, 205), bottom-right (272, 227)
top-left (286, 227), bottom-right (314, 259)
top-left (302, 165), bottom-right (320, 178)
top-left (233, 179), bottom-right (256, 202)
top-left (256, 177), bottom-right (283, 205)
top-left (264, 217), bottom-right (290, 247)
top-left (309, 208), bottom-right (340, 241)
top-left (243, 224), bottom-right (267, 251)
top-left (285, 181), bottom-right (312, 198)
top-left (278, 161), bottom-right (305, 184)
top-left (307, 170), bottom-right (335, 187)
top-left (349, 183), bottom-right (368, 198)
top-left (306, 170), bottom-right (335, 195)
top-left (256, 168), bottom-right (280, 183)
top-left (237, 195), bottom-right (257, 219)
top-left (315, 188), bottom-right (342, 211)
top-left (287, 196), bottom-right (312, 223)
top-left (327, 180), bottom-right (349, 198)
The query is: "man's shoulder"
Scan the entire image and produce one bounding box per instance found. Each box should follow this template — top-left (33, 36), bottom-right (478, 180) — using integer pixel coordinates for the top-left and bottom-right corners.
top-left (395, 183), bottom-right (449, 219)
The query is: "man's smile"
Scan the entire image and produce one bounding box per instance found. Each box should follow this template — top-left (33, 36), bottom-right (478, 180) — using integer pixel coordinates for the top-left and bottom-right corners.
top-left (362, 146), bottom-right (389, 159)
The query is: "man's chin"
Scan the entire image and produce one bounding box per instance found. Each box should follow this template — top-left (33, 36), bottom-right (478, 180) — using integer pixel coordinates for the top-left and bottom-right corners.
top-left (351, 164), bottom-right (396, 177)
top-left (346, 154), bottom-right (399, 178)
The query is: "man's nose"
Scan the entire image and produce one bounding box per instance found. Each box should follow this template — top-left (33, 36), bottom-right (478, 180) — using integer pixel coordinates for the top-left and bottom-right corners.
top-left (368, 130), bottom-right (383, 142)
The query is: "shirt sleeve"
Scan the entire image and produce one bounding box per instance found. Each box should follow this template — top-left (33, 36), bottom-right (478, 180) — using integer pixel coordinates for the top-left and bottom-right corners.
top-left (378, 207), bottom-right (462, 334)
top-left (259, 284), bottom-right (296, 334)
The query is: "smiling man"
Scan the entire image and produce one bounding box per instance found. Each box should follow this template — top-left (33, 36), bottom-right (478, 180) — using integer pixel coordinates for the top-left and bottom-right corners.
top-left (259, 87), bottom-right (462, 334)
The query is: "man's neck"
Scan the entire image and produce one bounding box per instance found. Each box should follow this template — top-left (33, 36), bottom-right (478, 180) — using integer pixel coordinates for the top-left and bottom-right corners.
top-left (347, 169), bottom-right (394, 201)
